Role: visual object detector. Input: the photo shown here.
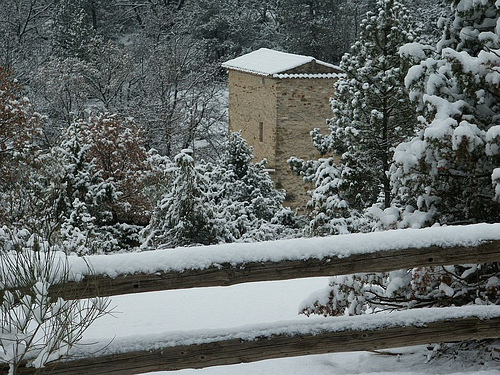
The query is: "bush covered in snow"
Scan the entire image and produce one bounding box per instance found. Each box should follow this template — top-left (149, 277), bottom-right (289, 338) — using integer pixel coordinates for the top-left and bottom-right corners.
top-left (0, 227), bottom-right (110, 374)
top-left (301, 0), bottom-right (500, 326)
top-left (143, 133), bottom-right (302, 248)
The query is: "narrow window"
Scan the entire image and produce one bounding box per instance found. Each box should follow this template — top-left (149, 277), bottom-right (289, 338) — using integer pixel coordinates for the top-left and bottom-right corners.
top-left (259, 122), bottom-right (264, 142)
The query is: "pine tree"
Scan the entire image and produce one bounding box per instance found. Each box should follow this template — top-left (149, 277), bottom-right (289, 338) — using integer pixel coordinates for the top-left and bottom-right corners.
top-left (49, 121), bottom-right (114, 254)
top-left (143, 134), bottom-right (296, 248)
top-left (292, 0), bottom-right (417, 235)
top-left (392, 0), bottom-right (500, 225)
top-left (4, 112), bottom-right (164, 253)
top-left (222, 132), bottom-right (285, 222)
top-left (303, 0), bottom-right (500, 325)
top-left (143, 149), bottom-right (222, 248)
top-left (209, 132), bottom-right (292, 241)
top-left (401, 0), bottom-right (448, 45)
top-left (76, 113), bottom-right (168, 250)
top-left (388, 0), bottom-right (500, 312)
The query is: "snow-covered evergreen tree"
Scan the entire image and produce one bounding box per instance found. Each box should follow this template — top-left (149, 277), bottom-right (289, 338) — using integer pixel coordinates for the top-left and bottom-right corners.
top-left (303, 0), bottom-right (500, 321)
top-left (48, 121), bottom-right (114, 254)
top-left (209, 132), bottom-right (295, 241)
top-left (221, 132), bottom-right (285, 222)
top-left (81, 113), bottom-right (170, 250)
top-left (402, 0), bottom-right (448, 44)
top-left (143, 133), bottom-right (297, 248)
top-left (143, 149), bottom-right (223, 248)
top-left (291, 0), bottom-right (417, 235)
top-left (393, 0), bottom-right (500, 225)
top-left (389, 0), bottom-right (500, 313)
top-left (6, 111), bottom-right (168, 253)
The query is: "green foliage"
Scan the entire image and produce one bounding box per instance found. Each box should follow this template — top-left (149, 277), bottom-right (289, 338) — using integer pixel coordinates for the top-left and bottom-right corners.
top-left (276, 0), bottom-right (372, 63)
top-left (292, 0), bottom-right (417, 235)
top-left (42, 121), bottom-right (113, 254)
top-left (143, 149), bottom-right (222, 248)
top-left (303, 0), bottom-right (500, 330)
top-left (210, 132), bottom-right (290, 240)
top-left (143, 133), bottom-right (297, 248)
top-left (393, 0), bottom-right (500, 225)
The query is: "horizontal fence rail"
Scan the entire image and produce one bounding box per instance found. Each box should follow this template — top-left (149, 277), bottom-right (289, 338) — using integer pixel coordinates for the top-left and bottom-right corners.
top-left (2, 225), bottom-right (500, 374)
top-left (6, 307), bottom-right (500, 374)
top-left (51, 240), bottom-right (500, 300)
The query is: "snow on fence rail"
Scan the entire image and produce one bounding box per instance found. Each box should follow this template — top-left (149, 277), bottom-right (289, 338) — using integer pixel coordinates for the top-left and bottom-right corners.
top-left (2, 224), bottom-right (500, 374)
top-left (7, 306), bottom-right (500, 374)
top-left (51, 223), bottom-right (500, 299)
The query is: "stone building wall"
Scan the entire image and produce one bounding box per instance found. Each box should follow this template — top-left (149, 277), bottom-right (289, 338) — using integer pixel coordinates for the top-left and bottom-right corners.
top-left (227, 70), bottom-right (278, 166)
top-left (282, 61), bottom-right (339, 75)
top-left (227, 69), bottom-right (336, 211)
top-left (274, 78), bottom-right (335, 209)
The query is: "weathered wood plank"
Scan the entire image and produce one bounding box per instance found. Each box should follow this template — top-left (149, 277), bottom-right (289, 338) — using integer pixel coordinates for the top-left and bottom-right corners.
top-left (8, 314), bottom-right (500, 374)
top-left (50, 240), bottom-right (500, 299)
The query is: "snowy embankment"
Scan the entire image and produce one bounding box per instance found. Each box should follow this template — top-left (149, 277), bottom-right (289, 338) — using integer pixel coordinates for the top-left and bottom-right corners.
top-left (69, 223), bottom-right (500, 280)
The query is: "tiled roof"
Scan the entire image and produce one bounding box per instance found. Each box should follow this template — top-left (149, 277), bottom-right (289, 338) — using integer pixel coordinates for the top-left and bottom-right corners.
top-left (272, 73), bottom-right (339, 79)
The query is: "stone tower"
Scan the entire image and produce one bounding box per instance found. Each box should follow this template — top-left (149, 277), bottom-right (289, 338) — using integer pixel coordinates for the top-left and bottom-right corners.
top-left (222, 48), bottom-right (340, 209)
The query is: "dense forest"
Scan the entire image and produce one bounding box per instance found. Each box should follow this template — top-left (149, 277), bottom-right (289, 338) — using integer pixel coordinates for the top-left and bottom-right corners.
top-left (0, 0), bottom-right (499, 371)
top-left (0, 0), bottom-right (450, 251)
top-left (1, 0), bottom-right (444, 155)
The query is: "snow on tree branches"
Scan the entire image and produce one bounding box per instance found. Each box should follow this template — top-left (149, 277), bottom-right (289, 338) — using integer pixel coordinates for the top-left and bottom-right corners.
top-left (0, 228), bottom-right (110, 374)
top-left (0, 67), bottom-right (43, 228)
top-left (290, 0), bottom-right (417, 236)
top-left (143, 132), bottom-right (298, 248)
top-left (303, 0), bottom-right (500, 325)
top-left (392, 0), bottom-right (500, 225)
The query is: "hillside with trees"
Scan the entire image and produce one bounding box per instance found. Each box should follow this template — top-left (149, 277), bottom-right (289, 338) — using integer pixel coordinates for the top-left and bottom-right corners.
top-left (0, 0), bottom-right (443, 159)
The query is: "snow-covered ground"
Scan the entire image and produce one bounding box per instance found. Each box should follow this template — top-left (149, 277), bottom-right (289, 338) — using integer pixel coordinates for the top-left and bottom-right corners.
top-left (82, 277), bottom-right (499, 375)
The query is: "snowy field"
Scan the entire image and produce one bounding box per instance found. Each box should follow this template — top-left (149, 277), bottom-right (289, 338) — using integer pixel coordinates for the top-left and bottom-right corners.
top-left (82, 277), bottom-right (499, 375)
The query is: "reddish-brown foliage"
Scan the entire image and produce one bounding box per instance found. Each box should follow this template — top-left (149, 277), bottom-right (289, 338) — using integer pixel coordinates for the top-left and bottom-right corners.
top-left (0, 67), bottom-right (42, 156)
top-left (0, 67), bottom-right (43, 225)
top-left (84, 113), bottom-right (161, 225)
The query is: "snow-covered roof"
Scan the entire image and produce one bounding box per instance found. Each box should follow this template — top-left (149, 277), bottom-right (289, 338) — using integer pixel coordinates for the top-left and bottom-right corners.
top-left (222, 48), bottom-right (339, 78)
top-left (273, 73), bottom-right (339, 79)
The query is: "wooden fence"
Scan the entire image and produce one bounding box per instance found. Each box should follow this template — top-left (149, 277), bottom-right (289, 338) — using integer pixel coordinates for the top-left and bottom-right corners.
top-left (4, 236), bottom-right (500, 374)
top-left (51, 240), bottom-right (500, 299)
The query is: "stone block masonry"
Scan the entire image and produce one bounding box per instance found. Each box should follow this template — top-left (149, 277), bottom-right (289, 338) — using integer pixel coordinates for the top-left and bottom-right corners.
top-left (224, 49), bottom-right (340, 211)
